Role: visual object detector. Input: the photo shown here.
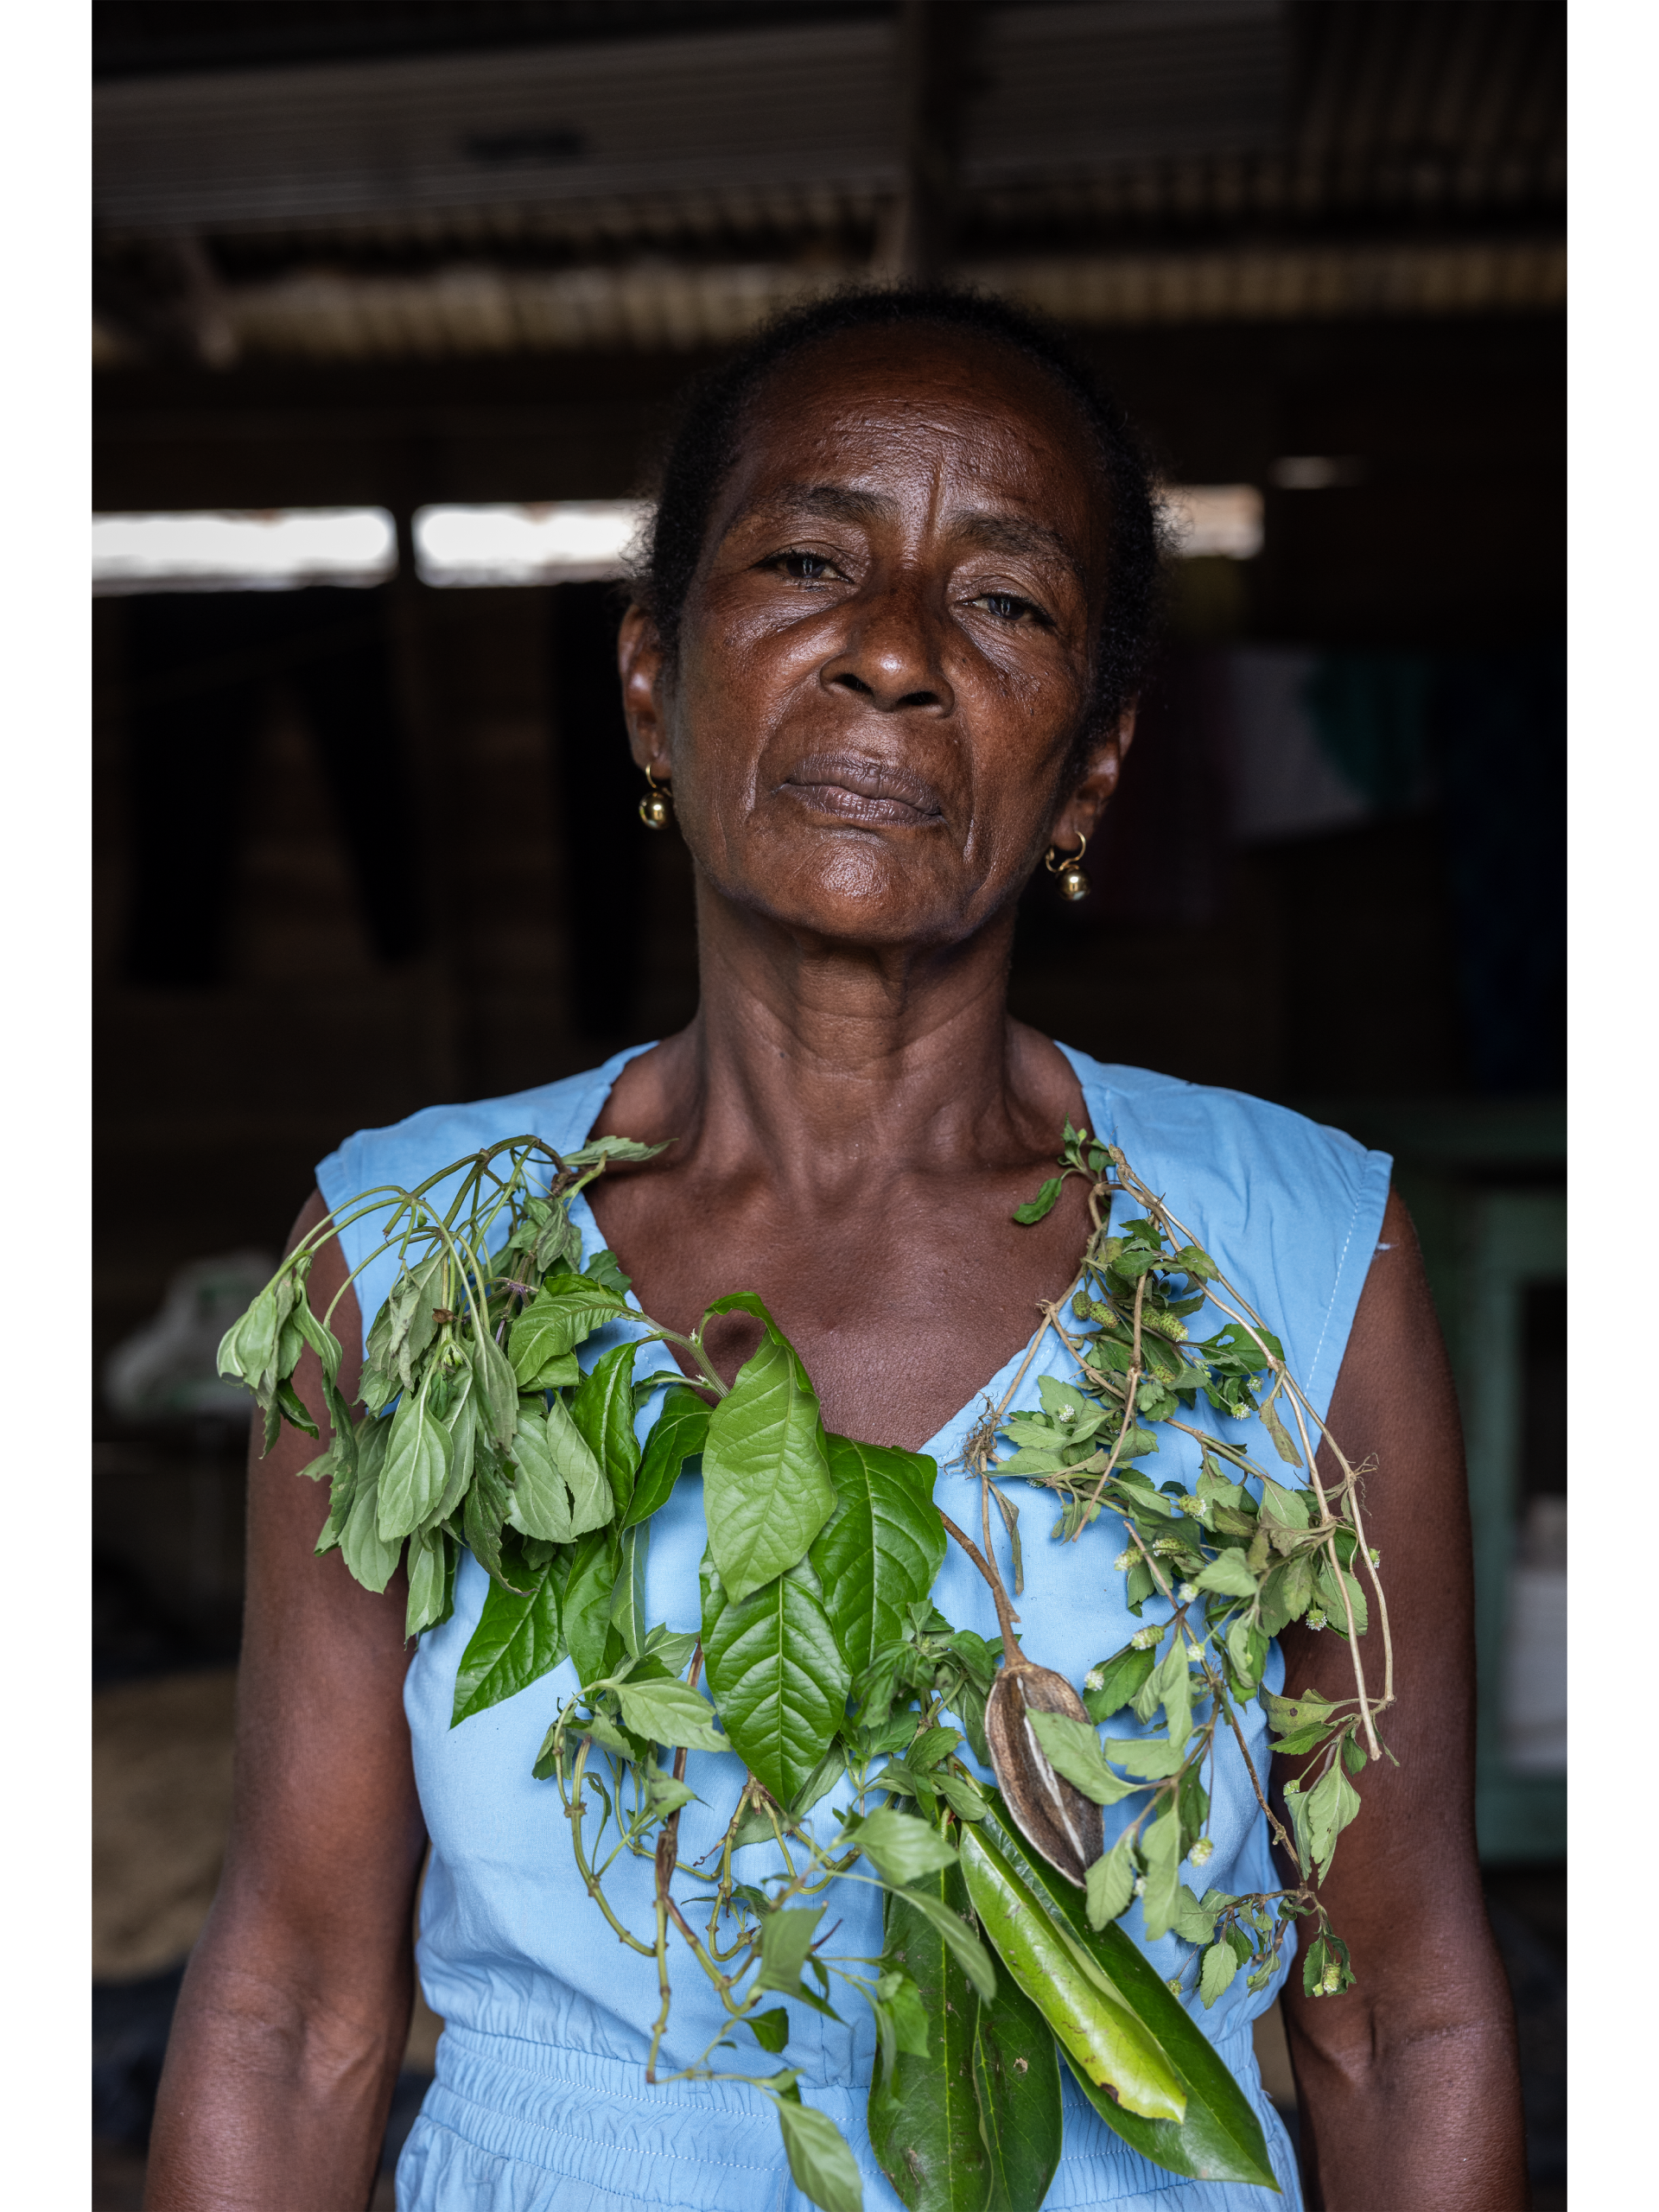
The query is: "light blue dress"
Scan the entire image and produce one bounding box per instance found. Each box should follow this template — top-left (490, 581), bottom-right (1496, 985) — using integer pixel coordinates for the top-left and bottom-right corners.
top-left (317, 1043), bottom-right (1390, 2212)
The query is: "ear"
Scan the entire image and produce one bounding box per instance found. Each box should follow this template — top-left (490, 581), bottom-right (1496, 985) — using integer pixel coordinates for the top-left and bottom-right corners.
top-left (618, 604), bottom-right (671, 776)
top-left (1050, 704), bottom-right (1137, 850)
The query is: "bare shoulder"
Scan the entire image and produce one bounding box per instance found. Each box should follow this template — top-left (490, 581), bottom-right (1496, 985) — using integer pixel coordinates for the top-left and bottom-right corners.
top-left (1334, 1186), bottom-right (1459, 1411)
top-left (589, 1031), bottom-right (697, 1148)
top-left (1004, 1019), bottom-right (1091, 1147)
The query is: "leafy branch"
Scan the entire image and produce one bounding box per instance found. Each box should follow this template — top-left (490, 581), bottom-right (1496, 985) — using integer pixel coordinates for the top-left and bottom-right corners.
top-left (216, 1119), bottom-right (1389, 2211)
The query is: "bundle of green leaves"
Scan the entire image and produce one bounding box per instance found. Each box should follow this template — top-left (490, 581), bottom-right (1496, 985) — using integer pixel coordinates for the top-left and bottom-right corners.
top-left (218, 1125), bottom-right (1389, 2212)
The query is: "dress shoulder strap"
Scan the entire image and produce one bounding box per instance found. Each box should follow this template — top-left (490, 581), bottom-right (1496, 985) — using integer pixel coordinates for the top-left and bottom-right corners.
top-left (315, 1043), bottom-right (654, 1357)
top-left (1056, 1048), bottom-right (1393, 1423)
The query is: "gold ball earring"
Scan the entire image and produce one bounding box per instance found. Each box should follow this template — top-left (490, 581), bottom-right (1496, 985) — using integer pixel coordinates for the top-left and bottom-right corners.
top-left (1045, 832), bottom-right (1090, 902)
top-left (639, 768), bottom-right (672, 830)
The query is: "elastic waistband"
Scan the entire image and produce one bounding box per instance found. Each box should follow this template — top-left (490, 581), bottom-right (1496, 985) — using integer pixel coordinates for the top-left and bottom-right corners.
top-left (409, 2028), bottom-right (817, 2210)
top-left (399, 2022), bottom-right (1291, 2212)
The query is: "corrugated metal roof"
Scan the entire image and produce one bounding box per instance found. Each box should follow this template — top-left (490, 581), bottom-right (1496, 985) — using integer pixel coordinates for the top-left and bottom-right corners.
top-left (92, 2), bottom-right (1563, 359)
top-left (94, 17), bottom-right (903, 231)
top-left (94, 3), bottom-right (1287, 236)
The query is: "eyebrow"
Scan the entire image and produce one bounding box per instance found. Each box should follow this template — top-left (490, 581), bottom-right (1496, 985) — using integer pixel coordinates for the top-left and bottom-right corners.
top-left (743, 483), bottom-right (1089, 588)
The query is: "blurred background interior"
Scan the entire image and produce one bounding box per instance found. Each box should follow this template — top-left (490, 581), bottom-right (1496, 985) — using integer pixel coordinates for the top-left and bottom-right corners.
top-left (91, 3), bottom-right (1565, 2206)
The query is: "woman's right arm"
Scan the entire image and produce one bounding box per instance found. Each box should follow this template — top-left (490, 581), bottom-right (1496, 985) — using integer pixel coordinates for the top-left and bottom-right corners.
top-left (145, 1191), bottom-right (429, 2212)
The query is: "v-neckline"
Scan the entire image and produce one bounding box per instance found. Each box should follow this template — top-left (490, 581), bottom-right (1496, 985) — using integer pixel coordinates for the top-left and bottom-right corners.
top-left (560, 1038), bottom-right (1113, 1467)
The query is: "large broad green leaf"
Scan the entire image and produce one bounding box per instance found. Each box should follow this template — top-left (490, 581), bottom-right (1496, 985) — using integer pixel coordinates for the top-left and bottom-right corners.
top-left (773, 2096), bottom-right (864, 2212)
top-left (809, 1437), bottom-right (945, 1678)
top-left (451, 1539), bottom-right (568, 1726)
top-left (701, 1296), bottom-right (836, 1605)
top-left (506, 1401), bottom-right (576, 1542)
top-left (570, 1343), bottom-right (641, 1521)
top-left (545, 1392), bottom-right (613, 1533)
top-left (701, 1555), bottom-right (849, 1806)
top-left (426, 1371), bottom-right (476, 1529)
top-left (377, 1370), bottom-right (453, 1540)
top-left (893, 1887), bottom-right (997, 2004)
top-left (405, 1523), bottom-right (455, 1637)
top-left (564, 1528), bottom-right (621, 1688)
top-left (980, 1795), bottom-right (1278, 2190)
top-left (461, 1443), bottom-right (518, 1591)
top-left (851, 1808), bottom-right (958, 1888)
top-left (611, 1675), bottom-right (726, 1752)
top-left (757, 1904), bottom-right (826, 1995)
top-left (626, 1384), bottom-right (710, 1527)
top-left (608, 1524), bottom-right (650, 1660)
top-left (509, 1274), bottom-right (630, 1384)
top-left (509, 1395), bottom-right (610, 1543)
top-left (388, 1252), bottom-right (446, 1390)
top-left (868, 1869), bottom-right (993, 2212)
top-left (973, 1952), bottom-right (1063, 2212)
top-left (472, 1327), bottom-right (519, 1448)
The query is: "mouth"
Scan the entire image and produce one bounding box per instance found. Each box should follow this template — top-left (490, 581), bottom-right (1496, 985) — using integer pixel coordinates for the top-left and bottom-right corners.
top-left (779, 752), bottom-right (947, 830)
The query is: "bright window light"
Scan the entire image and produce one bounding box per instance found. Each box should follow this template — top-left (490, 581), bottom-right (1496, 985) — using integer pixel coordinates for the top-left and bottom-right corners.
top-left (1164, 484), bottom-right (1264, 560)
top-left (413, 501), bottom-right (649, 588)
top-left (92, 508), bottom-right (397, 594)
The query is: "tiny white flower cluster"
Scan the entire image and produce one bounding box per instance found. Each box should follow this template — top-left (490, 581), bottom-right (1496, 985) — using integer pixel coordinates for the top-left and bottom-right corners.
top-left (1189, 1837), bottom-right (1214, 1866)
top-left (1084, 1665), bottom-right (1105, 1692)
top-left (1130, 1624), bottom-right (1162, 1650)
top-left (1177, 1580), bottom-right (1198, 1604)
top-left (1113, 1548), bottom-right (1136, 1573)
top-left (1305, 1606), bottom-right (1327, 1631)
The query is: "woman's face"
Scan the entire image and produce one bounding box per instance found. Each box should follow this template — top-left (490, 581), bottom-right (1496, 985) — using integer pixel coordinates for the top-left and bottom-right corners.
top-left (620, 325), bottom-right (1131, 950)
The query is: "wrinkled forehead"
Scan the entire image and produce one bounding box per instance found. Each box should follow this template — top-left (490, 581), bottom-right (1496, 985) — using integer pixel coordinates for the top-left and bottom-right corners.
top-left (716, 323), bottom-right (1111, 550)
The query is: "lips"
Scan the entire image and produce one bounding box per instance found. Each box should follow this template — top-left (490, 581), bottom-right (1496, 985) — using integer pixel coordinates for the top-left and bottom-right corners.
top-left (779, 751), bottom-right (946, 828)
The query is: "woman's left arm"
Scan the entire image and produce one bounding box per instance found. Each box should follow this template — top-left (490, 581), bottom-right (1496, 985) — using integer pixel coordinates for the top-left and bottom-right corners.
top-left (1271, 1186), bottom-right (1529, 2211)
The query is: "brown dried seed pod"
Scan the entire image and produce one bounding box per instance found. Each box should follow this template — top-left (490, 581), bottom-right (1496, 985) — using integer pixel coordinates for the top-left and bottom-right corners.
top-left (937, 1506), bottom-right (1105, 1887)
top-left (984, 1662), bottom-right (1104, 1889)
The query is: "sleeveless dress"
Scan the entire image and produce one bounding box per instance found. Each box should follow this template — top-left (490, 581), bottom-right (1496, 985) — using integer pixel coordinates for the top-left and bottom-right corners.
top-left (316, 1043), bottom-right (1391, 2212)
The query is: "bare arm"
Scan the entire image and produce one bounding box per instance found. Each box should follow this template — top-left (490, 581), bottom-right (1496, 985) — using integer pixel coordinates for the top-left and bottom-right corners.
top-left (1272, 1187), bottom-right (1527, 2210)
top-left (145, 1192), bottom-right (428, 2212)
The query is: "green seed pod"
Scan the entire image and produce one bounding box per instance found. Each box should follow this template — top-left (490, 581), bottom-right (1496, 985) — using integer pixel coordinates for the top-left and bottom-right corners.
top-left (958, 1824), bottom-right (1187, 2125)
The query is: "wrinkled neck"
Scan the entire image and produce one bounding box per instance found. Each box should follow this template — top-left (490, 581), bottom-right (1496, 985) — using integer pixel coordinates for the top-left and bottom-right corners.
top-left (669, 875), bottom-right (1033, 1185)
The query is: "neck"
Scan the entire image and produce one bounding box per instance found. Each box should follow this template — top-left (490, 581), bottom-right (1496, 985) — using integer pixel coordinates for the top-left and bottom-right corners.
top-left (652, 879), bottom-right (1046, 1183)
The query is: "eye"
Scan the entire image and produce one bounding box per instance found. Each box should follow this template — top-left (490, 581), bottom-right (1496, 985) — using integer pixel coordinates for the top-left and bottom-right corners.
top-left (763, 548), bottom-right (846, 583)
top-left (969, 588), bottom-right (1053, 627)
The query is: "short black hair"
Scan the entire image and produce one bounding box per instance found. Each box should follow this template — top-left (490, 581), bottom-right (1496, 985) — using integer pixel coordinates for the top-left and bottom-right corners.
top-left (632, 283), bottom-right (1167, 761)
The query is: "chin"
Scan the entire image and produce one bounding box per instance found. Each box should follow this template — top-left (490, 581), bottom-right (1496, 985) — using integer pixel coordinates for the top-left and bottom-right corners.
top-left (736, 855), bottom-right (992, 950)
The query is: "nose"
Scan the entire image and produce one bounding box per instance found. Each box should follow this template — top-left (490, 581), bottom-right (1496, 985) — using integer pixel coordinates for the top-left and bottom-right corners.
top-left (820, 573), bottom-right (955, 715)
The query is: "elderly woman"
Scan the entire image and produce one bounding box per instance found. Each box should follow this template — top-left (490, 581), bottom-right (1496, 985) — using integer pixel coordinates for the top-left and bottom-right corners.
top-left (147, 290), bottom-right (1525, 2212)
